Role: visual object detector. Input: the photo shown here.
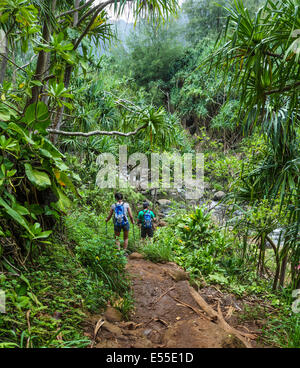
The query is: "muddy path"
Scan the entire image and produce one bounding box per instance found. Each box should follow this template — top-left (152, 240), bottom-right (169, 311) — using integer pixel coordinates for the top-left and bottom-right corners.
top-left (85, 254), bottom-right (263, 348)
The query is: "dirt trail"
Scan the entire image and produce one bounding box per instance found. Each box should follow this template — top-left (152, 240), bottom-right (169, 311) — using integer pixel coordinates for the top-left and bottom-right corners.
top-left (85, 254), bottom-right (261, 348)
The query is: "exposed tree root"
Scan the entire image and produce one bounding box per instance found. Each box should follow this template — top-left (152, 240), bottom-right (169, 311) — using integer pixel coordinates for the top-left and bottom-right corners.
top-left (189, 286), bottom-right (257, 348)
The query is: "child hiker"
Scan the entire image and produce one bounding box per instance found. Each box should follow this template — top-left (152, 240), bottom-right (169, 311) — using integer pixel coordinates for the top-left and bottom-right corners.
top-left (105, 193), bottom-right (135, 251)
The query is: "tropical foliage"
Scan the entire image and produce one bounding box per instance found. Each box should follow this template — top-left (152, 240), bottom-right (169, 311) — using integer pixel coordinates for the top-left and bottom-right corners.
top-left (209, 0), bottom-right (300, 290)
top-left (0, 0), bottom-right (299, 349)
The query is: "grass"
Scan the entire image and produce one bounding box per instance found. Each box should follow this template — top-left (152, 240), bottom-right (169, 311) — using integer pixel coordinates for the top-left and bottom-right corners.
top-left (141, 239), bottom-right (173, 263)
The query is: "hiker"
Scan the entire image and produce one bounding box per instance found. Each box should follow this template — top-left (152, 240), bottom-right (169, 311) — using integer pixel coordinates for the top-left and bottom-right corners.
top-left (105, 193), bottom-right (135, 251)
top-left (137, 201), bottom-right (156, 241)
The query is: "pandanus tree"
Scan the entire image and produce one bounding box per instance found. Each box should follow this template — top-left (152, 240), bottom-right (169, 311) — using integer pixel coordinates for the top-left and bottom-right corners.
top-left (208, 0), bottom-right (300, 289)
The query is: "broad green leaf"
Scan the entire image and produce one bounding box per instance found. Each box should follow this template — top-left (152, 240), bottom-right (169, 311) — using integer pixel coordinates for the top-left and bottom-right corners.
top-left (12, 203), bottom-right (30, 216)
top-left (53, 187), bottom-right (71, 213)
top-left (24, 163), bottom-right (51, 190)
top-left (41, 138), bottom-right (64, 159)
top-left (30, 80), bottom-right (43, 87)
top-left (7, 123), bottom-right (35, 144)
top-left (23, 102), bottom-right (51, 133)
top-left (0, 106), bottom-right (11, 121)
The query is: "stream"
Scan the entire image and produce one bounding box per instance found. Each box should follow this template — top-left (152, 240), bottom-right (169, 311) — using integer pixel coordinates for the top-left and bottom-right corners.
top-left (153, 190), bottom-right (284, 248)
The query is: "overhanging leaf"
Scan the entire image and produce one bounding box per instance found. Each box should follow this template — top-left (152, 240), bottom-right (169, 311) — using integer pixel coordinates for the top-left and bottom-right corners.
top-left (25, 163), bottom-right (51, 190)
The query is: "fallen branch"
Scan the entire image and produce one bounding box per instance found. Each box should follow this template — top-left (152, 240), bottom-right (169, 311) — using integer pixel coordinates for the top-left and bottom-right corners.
top-left (169, 295), bottom-right (212, 322)
top-left (47, 123), bottom-right (148, 137)
top-left (154, 318), bottom-right (169, 327)
top-left (152, 286), bottom-right (175, 305)
top-left (189, 286), bottom-right (219, 319)
top-left (143, 317), bottom-right (155, 328)
top-left (142, 317), bottom-right (169, 328)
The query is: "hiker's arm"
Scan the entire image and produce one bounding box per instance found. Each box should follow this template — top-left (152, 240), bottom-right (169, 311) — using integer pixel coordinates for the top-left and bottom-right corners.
top-left (152, 211), bottom-right (157, 223)
top-left (137, 212), bottom-right (142, 226)
top-left (106, 208), bottom-right (113, 222)
top-left (128, 207), bottom-right (135, 224)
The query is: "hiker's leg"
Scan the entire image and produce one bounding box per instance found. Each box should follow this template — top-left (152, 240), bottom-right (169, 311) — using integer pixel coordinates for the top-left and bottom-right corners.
top-left (123, 230), bottom-right (129, 250)
top-left (122, 222), bottom-right (130, 250)
top-left (140, 227), bottom-right (146, 244)
top-left (114, 227), bottom-right (121, 249)
top-left (147, 228), bottom-right (154, 241)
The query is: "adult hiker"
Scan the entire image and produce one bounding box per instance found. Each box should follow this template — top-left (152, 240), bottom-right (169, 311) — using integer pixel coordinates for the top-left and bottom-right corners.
top-left (105, 192), bottom-right (135, 251)
top-left (137, 201), bottom-right (156, 241)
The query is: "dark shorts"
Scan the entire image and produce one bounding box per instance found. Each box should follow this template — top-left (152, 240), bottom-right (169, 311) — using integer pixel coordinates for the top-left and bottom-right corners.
top-left (141, 226), bottom-right (153, 238)
top-left (114, 222), bottom-right (130, 233)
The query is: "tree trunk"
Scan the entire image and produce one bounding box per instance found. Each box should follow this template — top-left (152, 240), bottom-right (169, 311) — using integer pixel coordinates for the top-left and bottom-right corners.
top-left (28, 0), bottom-right (56, 107)
top-left (279, 254), bottom-right (288, 288)
top-left (0, 37), bottom-right (8, 85)
top-left (29, 21), bottom-right (50, 105)
top-left (41, 51), bottom-right (51, 105)
top-left (51, 0), bottom-right (79, 143)
top-left (73, 0), bottom-right (80, 25)
top-left (272, 265), bottom-right (280, 290)
top-left (12, 49), bottom-right (16, 85)
top-left (257, 237), bottom-right (263, 276)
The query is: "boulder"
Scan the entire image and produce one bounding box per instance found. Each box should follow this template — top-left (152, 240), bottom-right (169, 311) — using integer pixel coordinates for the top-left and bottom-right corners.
top-left (157, 199), bottom-right (172, 207)
top-left (104, 307), bottom-right (123, 322)
top-left (168, 269), bottom-right (190, 282)
top-left (213, 191), bottom-right (226, 201)
top-left (128, 252), bottom-right (144, 260)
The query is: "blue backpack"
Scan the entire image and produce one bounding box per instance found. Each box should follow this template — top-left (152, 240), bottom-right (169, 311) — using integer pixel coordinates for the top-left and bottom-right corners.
top-left (143, 210), bottom-right (152, 229)
top-left (114, 203), bottom-right (128, 227)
